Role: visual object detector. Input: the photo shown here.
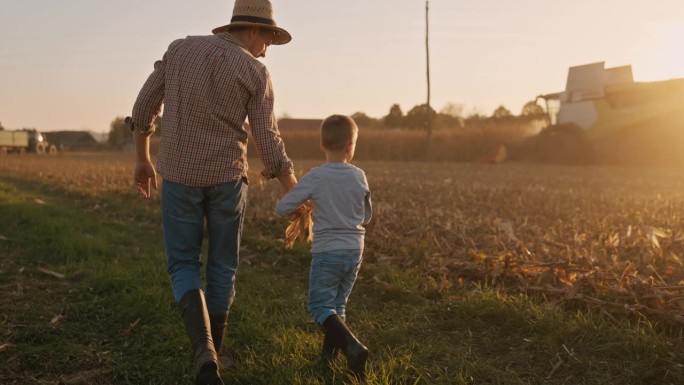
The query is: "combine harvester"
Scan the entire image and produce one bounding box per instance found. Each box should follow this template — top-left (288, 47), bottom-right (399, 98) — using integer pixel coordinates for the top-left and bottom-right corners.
top-left (525, 62), bottom-right (684, 165)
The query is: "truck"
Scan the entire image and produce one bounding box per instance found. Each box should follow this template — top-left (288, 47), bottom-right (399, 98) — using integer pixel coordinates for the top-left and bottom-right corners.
top-left (0, 129), bottom-right (58, 155)
top-left (522, 62), bottom-right (684, 165)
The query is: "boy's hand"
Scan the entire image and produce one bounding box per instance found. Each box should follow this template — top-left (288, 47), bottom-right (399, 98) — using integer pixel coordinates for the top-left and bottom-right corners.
top-left (289, 201), bottom-right (313, 222)
top-left (285, 201), bottom-right (313, 249)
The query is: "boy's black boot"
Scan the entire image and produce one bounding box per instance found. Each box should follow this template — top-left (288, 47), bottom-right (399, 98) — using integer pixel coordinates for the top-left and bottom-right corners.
top-left (179, 289), bottom-right (224, 385)
top-left (321, 327), bottom-right (340, 365)
top-left (322, 314), bottom-right (368, 380)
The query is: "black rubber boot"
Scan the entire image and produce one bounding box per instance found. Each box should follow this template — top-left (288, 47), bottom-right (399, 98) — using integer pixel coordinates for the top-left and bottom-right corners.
top-left (209, 313), bottom-right (228, 353)
top-left (178, 289), bottom-right (223, 385)
top-left (322, 314), bottom-right (368, 381)
top-left (209, 313), bottom-right (233, 368)
top-left (321, 327), bottom-right (340, 365)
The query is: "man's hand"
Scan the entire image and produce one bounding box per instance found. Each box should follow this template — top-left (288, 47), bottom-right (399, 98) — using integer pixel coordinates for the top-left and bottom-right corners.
top-left (133, 160), bottom-right (158, 198)
top-left (277, 173), bottom-right (298, 192)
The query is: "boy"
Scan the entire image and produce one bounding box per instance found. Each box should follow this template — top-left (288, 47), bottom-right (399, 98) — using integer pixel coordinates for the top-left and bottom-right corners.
top-left (276, 114), bottom-right (372, 380)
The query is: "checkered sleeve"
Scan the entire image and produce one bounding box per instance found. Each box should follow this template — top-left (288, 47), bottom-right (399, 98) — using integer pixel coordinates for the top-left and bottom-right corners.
top-left (130, 39), bottom-right (182, 136)
top-left (248, 67), bottom-right (294, 179)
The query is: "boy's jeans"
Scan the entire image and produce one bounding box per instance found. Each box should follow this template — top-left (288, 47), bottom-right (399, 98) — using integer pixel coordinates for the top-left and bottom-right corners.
top-left (308, 249), bottom-right (363, 325)
top-left (161, 179), bottom-right (247, 315)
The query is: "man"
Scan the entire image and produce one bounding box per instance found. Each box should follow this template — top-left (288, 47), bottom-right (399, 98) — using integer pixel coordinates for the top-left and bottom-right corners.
top-left (127, 1), bottom-right (296, 384)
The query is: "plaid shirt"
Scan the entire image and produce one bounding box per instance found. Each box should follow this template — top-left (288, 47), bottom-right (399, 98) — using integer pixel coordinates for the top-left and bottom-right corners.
top-left (130, 33), bottom-right (293, 186)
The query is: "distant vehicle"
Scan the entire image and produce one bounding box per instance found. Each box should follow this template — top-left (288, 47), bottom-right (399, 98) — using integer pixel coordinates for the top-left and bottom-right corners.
top-left (524, 62), bottom-right (684, 164)
top-left (0, 129), bottom-right (58, 155)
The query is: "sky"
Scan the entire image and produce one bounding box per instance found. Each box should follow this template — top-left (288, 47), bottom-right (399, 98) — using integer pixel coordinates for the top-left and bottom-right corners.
top-left (1, 0), bottom-right (683, 133)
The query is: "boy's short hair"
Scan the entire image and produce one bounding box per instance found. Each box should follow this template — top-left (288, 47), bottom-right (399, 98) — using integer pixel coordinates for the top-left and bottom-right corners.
top-left (320, 115), bottom-right (358, 151)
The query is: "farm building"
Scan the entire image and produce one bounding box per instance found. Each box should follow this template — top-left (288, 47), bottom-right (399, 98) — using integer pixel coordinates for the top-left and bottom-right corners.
top-left (43, 131), bottom-right (98, 151)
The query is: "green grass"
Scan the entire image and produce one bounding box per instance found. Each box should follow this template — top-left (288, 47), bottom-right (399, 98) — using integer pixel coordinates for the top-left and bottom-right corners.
top-left (0, 175), bottom-right (682, 385)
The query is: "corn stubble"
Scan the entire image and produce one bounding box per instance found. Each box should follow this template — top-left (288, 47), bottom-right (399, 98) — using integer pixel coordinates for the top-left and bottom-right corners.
top-left (2, 153), bottom-right (684, 327)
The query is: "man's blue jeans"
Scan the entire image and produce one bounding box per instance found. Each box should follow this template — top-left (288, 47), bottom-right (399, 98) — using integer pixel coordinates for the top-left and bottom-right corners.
top-left (161, 178), bottom-right (247, 315)
top-left (308, 249), bottom-right (363, 325)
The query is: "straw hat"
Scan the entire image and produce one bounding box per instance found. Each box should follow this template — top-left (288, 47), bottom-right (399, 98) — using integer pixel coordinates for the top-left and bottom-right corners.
top-left (212, 0), bottom-right (291, 45)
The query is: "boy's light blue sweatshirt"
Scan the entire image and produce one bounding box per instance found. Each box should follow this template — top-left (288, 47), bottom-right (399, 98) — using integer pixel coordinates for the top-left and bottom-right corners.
top-left (276, 162), bottom-right (372, 253)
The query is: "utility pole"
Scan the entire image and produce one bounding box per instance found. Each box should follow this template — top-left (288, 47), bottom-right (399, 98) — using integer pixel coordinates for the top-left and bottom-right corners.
top-left (425, 0), bottom-right (432, 155)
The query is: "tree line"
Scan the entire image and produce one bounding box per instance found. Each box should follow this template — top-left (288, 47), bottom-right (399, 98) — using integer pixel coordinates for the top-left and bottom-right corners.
top-left (2, 98), bottom-right (548, 151)
top-left (351, 100), bottom-right (547, 130)
top-left (105, 100), bottom-right (547, 149)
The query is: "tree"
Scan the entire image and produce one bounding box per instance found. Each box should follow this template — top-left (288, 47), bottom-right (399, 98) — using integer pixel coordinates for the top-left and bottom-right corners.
top-left (350, 112), bottom-right (379, 128)
top-left (439, 102), bottom-right (464, 129)
top-left (491, 105), bottom-right (513, 120)
top-left (404, 104), bottom-right (437, 129)
top-left (434, 112), bottom-right (463, 129)
top-left (440, 102), bottom-right (464, 118)
top-left (0, 121), bottom-right (4, 130)
top-left (108, 117), bottom-right (129, 149)
top-left (521, 100), bottom-right (545, 116)
top-left (464, 111), bottom-right (487, 128)
top-left (383, 104), bottom-right (404, 128)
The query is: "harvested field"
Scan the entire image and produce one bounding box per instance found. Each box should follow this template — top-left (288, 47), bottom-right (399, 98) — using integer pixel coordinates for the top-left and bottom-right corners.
top-left (2, 152), bottom-right (684, 326)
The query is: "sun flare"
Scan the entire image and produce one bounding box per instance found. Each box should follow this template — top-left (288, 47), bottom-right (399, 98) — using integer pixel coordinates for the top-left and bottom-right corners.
top-left (634, 21), bottom-right (684, 81)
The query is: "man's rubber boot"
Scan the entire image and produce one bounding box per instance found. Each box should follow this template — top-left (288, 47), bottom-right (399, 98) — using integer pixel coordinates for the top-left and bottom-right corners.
top-left (209, 313), bottom-right (234, 368)
top-left (179, 289), bottom-right (224, 385)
